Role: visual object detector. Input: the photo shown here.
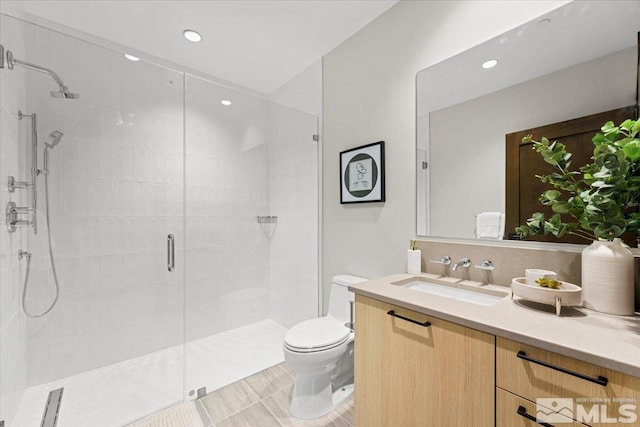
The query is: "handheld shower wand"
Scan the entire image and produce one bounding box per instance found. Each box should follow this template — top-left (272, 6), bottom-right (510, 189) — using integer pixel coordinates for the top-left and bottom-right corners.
top-left (20, 130), bottom-right (64, 318)
top-left (43, 130), bottom-right (63, 175)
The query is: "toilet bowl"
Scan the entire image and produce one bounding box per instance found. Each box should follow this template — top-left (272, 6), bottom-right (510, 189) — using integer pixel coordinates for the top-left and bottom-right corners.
top-left (283, 275), bottom-right (367, 419)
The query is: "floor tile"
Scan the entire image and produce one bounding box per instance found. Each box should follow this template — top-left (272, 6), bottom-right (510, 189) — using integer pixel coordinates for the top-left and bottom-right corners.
top-left (334, 396), bottom-right (354, 424)
top-left (262, 385), bottom-right (351, 427)
top-left (127, 401), bottom-right (210, 427)
top-left (244, 363), bottom-right (295, 399)
top-left (280, 362), bottom-right (296, 377)
top-left (126, 359), bottom-right (352, 427)
top-left (198, 380), bottom-right (260, 423)
top-left (216, 402), bottom-right (282, 427)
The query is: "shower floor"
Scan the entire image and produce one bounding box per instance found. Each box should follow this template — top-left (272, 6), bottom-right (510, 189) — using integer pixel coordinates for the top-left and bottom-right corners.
top-left (11, 319), bottom-right (288, 427)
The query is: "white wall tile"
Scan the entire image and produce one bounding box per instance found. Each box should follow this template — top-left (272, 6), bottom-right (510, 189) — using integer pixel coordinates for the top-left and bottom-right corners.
top-left (0, 13), bottom-right (30, 425)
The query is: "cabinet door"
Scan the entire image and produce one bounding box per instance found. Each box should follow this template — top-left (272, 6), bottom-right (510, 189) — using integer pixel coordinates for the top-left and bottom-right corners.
top-left (354, 295), bottom-right (495, 427)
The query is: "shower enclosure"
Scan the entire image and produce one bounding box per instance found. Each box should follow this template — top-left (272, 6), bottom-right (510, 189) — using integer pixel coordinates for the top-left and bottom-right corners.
top-left (0, 13), bottom-right (319, 427)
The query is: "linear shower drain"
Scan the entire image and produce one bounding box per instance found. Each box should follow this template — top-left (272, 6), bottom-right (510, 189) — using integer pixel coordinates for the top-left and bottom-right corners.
top-left (41, 387), bottom-right (64, 427)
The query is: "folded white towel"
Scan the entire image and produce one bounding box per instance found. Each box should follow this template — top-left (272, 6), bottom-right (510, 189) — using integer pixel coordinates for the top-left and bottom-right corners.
top-left (476, 212), bottom-right (505, 240)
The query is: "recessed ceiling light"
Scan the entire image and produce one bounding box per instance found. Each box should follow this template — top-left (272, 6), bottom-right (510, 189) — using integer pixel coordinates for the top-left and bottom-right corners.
top-left (482, 59), bottom-right (498, 69)
top-left (183, 29), bottom-right (202, 43)
top-left (124, 53), bottom-right (140, 62)
top-left (221, 100), bottom-right (232, 106)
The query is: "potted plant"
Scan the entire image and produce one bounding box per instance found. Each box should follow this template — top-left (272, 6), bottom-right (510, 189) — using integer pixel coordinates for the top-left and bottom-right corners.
top-left (516, 117), bottom-right (640, 315)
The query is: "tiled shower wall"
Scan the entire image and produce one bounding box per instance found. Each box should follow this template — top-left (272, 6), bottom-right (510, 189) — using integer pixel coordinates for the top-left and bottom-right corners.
top-left (185, 78), bottom-right (319, 338)
top-left (0, 16), bottom-right (29, 427)
top-left (185, 76), bottom-right (271, 342)
top-left (268, 104), bottom-right (318, 328)
top-left (0, 13), bottom-right (319, 415)
top-left (22, 24), bottom-right (185, 387)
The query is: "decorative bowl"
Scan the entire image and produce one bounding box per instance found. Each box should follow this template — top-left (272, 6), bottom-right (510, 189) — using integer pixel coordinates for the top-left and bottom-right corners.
top-left (511, 277), bottom-right (582, 315)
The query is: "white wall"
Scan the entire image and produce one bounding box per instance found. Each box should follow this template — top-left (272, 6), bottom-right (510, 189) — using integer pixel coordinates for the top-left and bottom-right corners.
top-left (270, 59), bottom-right (322, 117)
top-left (429, 48), bottom-right (636, 239)
top-left (322, 0), bottom-right (569, 311)
top-left (0, 15), bottom-right (29, 426)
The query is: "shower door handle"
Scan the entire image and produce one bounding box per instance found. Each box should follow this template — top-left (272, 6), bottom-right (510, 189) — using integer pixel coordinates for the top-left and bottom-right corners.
top-left (167, 234), bottom-right (175, 272)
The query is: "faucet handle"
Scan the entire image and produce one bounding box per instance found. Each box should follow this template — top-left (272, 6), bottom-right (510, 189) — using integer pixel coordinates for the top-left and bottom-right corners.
top-left (429, 256), bottom-right (451, 265)
top-left (475, 260), bottom-right (494, 271)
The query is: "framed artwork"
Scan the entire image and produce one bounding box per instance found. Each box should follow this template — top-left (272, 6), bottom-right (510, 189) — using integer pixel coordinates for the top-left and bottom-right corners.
top-left (340, 141), bottom-right (385, 204)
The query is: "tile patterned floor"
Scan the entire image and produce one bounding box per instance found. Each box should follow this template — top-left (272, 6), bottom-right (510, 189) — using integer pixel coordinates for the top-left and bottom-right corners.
top-left (128, 363), bottom-right (354, 427)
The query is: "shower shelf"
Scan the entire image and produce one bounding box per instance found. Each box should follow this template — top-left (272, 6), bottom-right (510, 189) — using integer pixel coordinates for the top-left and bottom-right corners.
top-left (257, 216), bottom-right (278, 224)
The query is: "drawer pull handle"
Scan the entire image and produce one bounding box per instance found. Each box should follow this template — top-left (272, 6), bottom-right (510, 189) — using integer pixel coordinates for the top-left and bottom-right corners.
top-left (387, 310), bottom-right (431, 327)
top-left (517, 351), bottom-right (608, 386)
top-left (517, 405), bottom-right (554, 427)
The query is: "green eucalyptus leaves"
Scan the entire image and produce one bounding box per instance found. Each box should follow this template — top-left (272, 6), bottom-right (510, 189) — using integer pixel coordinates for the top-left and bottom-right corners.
top-left (516, 117), bottom-right (640, 241)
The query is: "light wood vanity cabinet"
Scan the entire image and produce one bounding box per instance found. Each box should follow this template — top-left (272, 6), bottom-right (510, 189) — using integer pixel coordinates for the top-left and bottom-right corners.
top-left (354, 293), bottom-right (640, 426)
top-left (496, 337), bottom-right (640, 426)
top-left (354, 295), bottom-right (495, 427)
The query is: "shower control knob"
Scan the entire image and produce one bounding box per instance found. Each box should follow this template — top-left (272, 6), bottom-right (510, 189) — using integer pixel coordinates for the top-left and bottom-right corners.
top-left (6, 201), bottom-right (33, 233)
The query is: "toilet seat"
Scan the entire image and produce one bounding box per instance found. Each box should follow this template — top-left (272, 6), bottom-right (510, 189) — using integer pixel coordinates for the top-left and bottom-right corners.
top-left (284, 317), bottom-right (350, 353)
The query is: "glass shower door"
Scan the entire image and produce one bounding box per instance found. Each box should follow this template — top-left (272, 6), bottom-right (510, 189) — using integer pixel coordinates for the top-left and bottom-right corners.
top-left (1, 14), bottom-right (185, 427)
top-left (183, 74), bottom-right (319, 417)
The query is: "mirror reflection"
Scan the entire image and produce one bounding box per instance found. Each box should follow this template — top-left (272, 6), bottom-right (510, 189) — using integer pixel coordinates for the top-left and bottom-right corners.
top-left (416, 1), bottom-right (640, 244)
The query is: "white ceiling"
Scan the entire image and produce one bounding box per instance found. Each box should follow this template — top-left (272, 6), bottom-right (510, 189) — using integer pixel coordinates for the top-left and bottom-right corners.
top-left (3, 0), bottom-right (397, 94)
top-left (417, 1), bottom-right (640, 115)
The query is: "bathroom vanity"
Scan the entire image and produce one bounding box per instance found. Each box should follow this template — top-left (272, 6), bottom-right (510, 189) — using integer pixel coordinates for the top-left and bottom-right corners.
top-left (350, 274), bottom-right (640, 427)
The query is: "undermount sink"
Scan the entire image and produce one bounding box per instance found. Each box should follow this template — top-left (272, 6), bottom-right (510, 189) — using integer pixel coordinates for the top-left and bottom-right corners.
top-left (393, 277), bottom-right (509, 307)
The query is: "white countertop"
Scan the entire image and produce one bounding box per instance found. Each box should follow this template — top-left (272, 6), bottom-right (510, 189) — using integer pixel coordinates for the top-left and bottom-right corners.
top-left (349, 273), bottom-right (640, 378)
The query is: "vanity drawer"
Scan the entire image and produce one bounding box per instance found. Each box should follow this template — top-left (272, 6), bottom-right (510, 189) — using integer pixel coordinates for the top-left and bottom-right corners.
top-left (497, 388), bottom-right (585, 426)
top-left (497, 337), bottom-right (640, 421)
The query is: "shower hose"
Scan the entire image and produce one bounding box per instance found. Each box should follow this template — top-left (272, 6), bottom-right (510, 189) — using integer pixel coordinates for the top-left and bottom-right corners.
top-left (20, 171), bottom-right (60, 318)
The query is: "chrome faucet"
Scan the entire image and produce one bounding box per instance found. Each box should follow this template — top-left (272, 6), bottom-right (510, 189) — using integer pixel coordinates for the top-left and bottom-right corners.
top-left (474, 260), bottom-right (494, 285)
top-left (452, 257), bottom-right (471, 271)
top-left (429, 255), bottom-right (451, 276)
top-left (474, 260), bottom-right (494, 271)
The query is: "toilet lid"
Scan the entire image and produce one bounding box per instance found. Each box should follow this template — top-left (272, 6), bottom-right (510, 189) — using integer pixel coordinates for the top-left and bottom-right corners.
top-left (284, 317), bottom-right (350, 351)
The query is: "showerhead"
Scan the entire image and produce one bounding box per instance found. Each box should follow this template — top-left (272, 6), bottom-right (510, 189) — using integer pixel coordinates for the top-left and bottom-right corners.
top-left (50, 87), bottom-right (79, 99)
top-left (45, 131), bottom-right (64, 149)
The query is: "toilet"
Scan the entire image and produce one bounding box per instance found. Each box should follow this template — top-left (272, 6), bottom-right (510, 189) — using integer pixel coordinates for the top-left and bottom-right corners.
top-left (283, 274), bottom-right (368, 419)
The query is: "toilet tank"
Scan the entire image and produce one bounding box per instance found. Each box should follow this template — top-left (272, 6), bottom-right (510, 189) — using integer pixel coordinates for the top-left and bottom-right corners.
top-left (328, 275), bottom-right (368, 323)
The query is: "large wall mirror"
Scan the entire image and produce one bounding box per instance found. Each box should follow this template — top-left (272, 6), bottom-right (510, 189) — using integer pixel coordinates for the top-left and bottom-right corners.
top-left (416, 1), bottom-right (640, 246)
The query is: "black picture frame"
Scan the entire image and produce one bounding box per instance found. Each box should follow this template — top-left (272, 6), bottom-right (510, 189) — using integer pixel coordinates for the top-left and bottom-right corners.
top-left (340, 141), bottom-right (385, 204)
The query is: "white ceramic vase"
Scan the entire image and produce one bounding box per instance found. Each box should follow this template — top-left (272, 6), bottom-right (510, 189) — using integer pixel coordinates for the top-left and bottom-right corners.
top-left (582, 238), bottom-right (635, 316)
